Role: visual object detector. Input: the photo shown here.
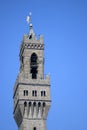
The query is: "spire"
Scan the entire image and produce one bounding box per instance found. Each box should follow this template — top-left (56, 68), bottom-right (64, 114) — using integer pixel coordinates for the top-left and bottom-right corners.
top-left (26, 12), bottom-right (36, 39)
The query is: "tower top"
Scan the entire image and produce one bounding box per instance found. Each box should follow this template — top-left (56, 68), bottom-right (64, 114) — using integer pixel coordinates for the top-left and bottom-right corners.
top-left (26, 12), bottom-right (36, 39)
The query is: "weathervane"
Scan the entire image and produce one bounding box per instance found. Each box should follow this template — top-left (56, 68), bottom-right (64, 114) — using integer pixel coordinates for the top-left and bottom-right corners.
top-left (26, 12), bottom-right (35, 37)
top-left (26, 12), bottom-right (32, 24)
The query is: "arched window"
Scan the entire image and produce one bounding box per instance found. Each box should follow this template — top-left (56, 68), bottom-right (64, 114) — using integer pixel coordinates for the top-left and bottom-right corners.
top-left (32, 90), bottom-right (37, 96)
top-left (33, 127), bottom-right (36, 130)
top-left (23, 90), bottom-right (28, 96)
top-left (41, 91), bottom-right (46, 97)
top-left (30, 53), bottom-right (38, 79)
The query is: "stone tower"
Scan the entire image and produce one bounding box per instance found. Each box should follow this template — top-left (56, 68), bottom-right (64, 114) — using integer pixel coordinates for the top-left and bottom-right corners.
top-left (13, 14), bottom-right (51, 130)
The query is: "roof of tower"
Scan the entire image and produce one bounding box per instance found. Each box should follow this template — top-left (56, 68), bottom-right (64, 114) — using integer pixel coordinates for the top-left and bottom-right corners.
top-left (22, 12), bottom-right (44, 44)
top-left (26, 12), bottom-right (36, 40)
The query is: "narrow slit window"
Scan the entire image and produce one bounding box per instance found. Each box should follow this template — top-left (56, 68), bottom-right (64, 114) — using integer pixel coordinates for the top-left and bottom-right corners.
top-left (32, 90), bottom-right (34, 96)
top-left (41, 91), bottom-right (43, 96)
top-left (35, 90), bottom-right (37, 96)
top-left (26, 90), bottom-right (28, 96)
top-left (44, 91), bottom-right (46, 96)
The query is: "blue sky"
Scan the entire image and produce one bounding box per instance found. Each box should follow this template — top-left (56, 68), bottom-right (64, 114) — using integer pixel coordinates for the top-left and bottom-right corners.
top-left (0, 0), bottom-right (87, 130)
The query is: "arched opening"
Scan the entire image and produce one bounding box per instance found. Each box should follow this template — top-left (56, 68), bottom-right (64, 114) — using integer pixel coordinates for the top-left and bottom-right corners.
top-left (24, 101), bottom-right (27, 107)
top-left (33, 102), bottom-right (36, 107)
top-left (38, 102), bottom-right (41, 107)
top-left (43, 102), bottom-right (46, 107)
top-left (29, 102), bottom-right (32, 107)
top-left (30, 53), bottom-right (38, 79)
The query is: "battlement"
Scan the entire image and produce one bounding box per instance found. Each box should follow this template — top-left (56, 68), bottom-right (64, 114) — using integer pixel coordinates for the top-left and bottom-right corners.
top-left (23, 34), bottom-right (44, 44)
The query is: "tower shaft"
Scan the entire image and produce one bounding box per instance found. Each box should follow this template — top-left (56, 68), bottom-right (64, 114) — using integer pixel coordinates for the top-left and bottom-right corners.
top-left (13, 17), bottom-right (51, 130)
